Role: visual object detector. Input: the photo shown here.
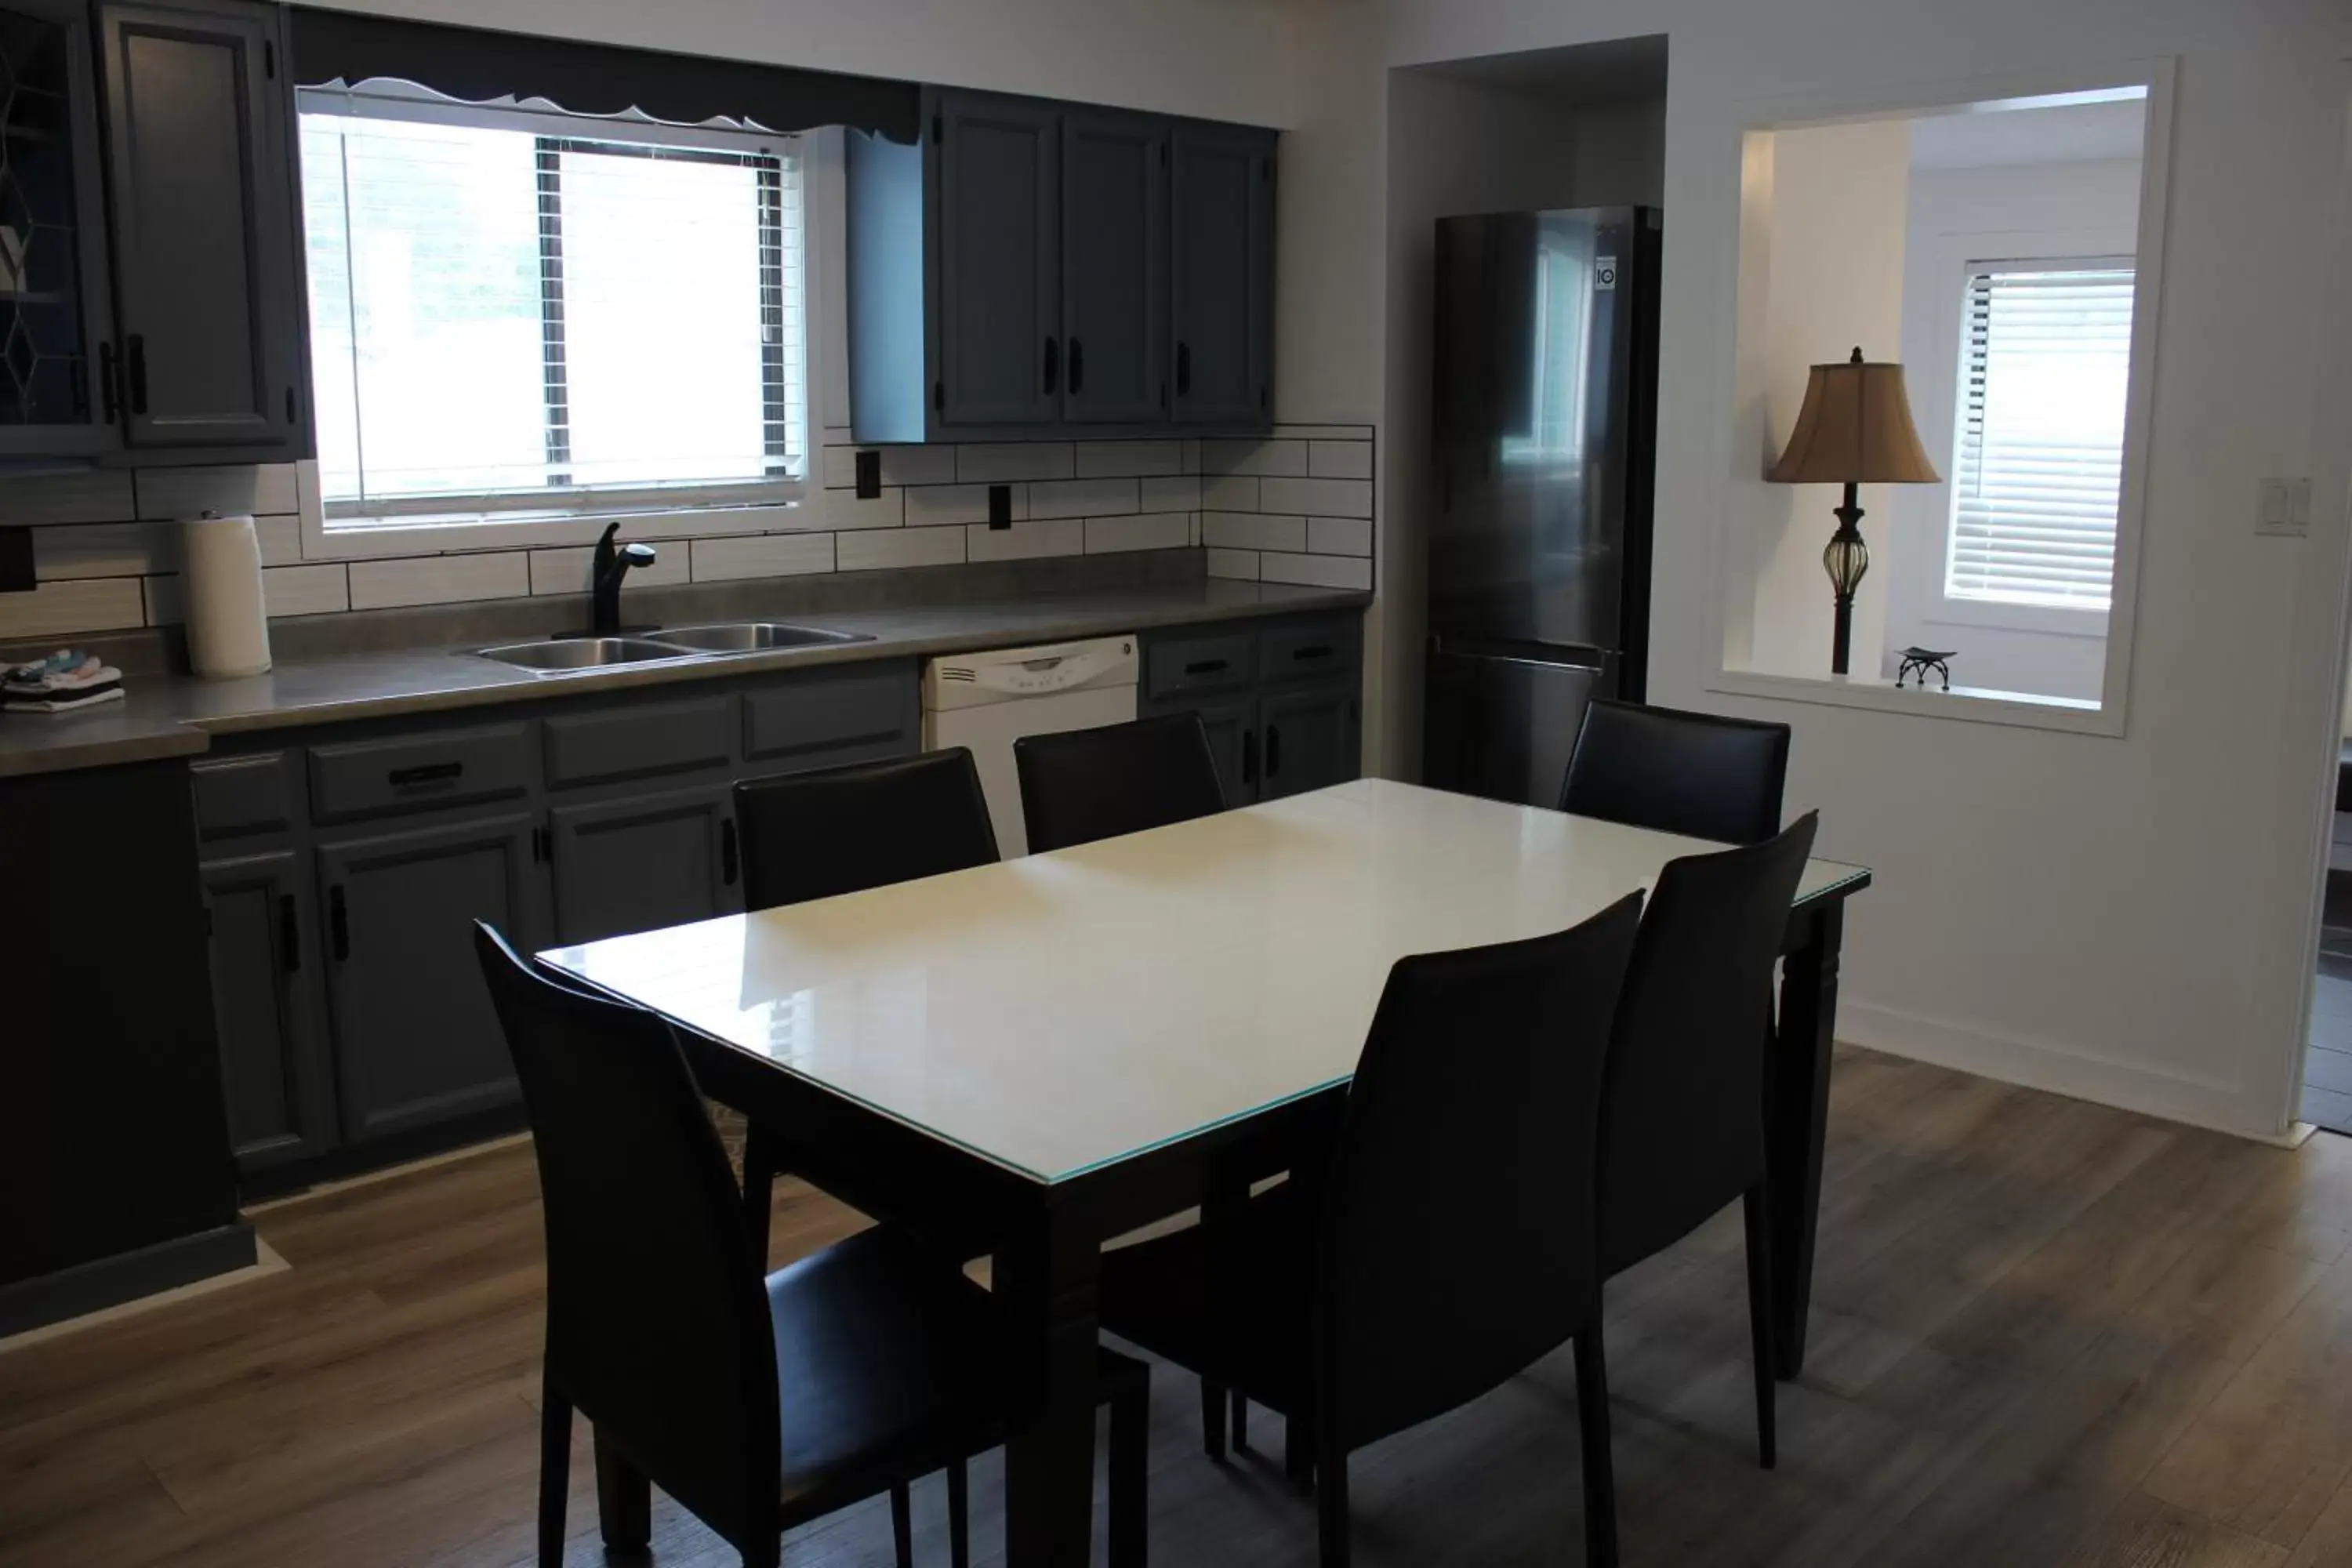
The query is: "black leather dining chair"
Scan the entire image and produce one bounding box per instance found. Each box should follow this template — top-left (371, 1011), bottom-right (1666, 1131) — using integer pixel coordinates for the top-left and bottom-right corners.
top-left (734, 746), bottom-right (1000, 913)
top-left (1559, 699), bottom-right (1792, 845)
top-left (1598, 812), bottom-right (1819, 1469)
top-left (1014, 712), bottom-right (1225, 855)
top-left (1097, 895), bottom-right (1646, 1568)
top-left (731, 748), bottom-right (1001, 1261)
top-left (474, 924), bottom-right (1150, 1568)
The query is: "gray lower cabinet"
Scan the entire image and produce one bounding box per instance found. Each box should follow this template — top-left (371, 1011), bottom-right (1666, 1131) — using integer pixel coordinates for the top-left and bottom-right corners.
top-left (548, 783), bottom-right (739, 947)
top-left (316, 813), bottom-right (535, 1142)
top-left (200, 849), bottom-right (336, 1167)
top-left (1258, 680), bottom-right (1357, 801)
top-left (1192, 695), bottom-right (1259, 807)
top-left (1141, 612), bottom-right (1362, 806)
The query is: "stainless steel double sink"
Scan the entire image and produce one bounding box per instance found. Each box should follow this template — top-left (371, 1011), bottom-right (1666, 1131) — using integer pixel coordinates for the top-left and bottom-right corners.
top-left (475, 622), bottom-right (871, 673)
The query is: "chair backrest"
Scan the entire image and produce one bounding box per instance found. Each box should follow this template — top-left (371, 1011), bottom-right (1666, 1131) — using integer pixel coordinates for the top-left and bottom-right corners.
top-left (1014, 712), bottom-right (1225, 855)
top-left (1598, 813), bottom-right (1819, 1275)
top-left (735, 748), bottom-right (999, 912)
top-left (1559, 699), bottom-right (1791, 846)
top-left (474, 924), bottom-right (779, 1546)
top-left (1319, 892), bottom-right (1644, 1450)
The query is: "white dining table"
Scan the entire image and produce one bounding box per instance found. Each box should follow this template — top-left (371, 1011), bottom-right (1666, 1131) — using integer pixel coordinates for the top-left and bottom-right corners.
top-left (543, 778), bottom-right (1871, 1566)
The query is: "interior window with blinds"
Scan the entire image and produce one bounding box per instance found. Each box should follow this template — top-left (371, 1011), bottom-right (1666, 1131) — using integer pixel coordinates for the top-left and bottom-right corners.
top-left (299, 97), bottom-right (805, 521)
top-left (1944, 262), bottom-right (2135, 610)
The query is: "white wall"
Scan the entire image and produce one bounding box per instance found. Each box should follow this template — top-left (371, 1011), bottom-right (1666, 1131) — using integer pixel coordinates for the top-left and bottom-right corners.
top-left (1741, 119), bottom-right (1911, 681)
top-left (1881, 155), bottom-right (2143, 700)
top-left (1333, 0), bottom-right (2352, 1138)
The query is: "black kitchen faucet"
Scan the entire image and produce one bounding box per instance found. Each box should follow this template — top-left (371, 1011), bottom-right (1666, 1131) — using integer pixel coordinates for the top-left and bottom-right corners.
top-left (589, 522), bottom-right (657, 635)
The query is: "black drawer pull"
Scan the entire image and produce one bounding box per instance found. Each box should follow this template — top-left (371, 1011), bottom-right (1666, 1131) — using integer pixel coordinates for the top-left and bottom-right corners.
top-left (1290, 644), bottom-right (1333, 662)
top-left (279, 892), bottom-right (300, 972)
top-left (1266, 724), bottom-right (1282, 776)
top-left (1241, 729), bottom-right (1257, 786)
top-left (720, 817), bottom-right (739, 887)
top-left (328, 884), bottom-right (350, 961)
top-left (387, 760), bottom-right (463, 789)
top-left (1184, 659), bottom-right (1229, 676)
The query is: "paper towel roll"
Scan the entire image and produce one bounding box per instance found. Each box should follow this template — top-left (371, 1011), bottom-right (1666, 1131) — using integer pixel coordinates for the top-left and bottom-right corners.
top-left (182, 514), bottom-right (273, 679)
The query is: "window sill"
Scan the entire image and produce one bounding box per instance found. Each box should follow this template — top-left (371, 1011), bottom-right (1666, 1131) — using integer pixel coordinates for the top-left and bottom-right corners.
top-left (297, 478), bottom-right (813, 562)
top-left (1706, 666), bottom-right (2122, 737)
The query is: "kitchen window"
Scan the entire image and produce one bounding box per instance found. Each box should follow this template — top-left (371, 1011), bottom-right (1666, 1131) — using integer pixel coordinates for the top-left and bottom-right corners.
top-left (298, 92), bottom-right (806, 534)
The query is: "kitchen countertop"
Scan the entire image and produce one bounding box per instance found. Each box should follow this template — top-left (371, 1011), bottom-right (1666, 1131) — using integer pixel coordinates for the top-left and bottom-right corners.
top-left (0, 578), bottom-right (1370, 779)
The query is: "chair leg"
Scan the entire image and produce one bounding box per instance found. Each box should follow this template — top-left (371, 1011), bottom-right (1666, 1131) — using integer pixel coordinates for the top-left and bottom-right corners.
top-left (948, 1458), bottom-right (971, 1568)
top-left (741, 1124), bottom-right (779, 1270)
top-left (1110, 1375), bottom-right (1150, 1568)
top-left (1314, 1438), bottom-right (1350, 1568)
top-left (1285, 1410), bottom-right (1314, 1491)
top-left (1573, 1327), bottom-right (1620, 1568)
top-left (537, 1377), bottom-right (571, 1566)
top-left (890, 1482), bottom-right (913, 1568)
top-left (1231, 1388), bottom-right (1249, 1451)
top-left (1743, 1181), bottom-right (1780, 1471)
top-left (1200, 1374), bottom-right (1229, 1461)
top-left (593, 1427), bottom-right (652, 1555)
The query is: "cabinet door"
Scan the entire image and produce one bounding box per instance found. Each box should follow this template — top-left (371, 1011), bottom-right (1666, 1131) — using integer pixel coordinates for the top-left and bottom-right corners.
top-left (1194, 694), bottom-right (1259, 808)
top-left (1170, 122), bottom-right (1273, 427)
top-left (201, 849), bottom-right (336, 1170)
top-left (548, 784), bottom-right (736, 947)
top-left (317, 814), bottom-right (533, 1142)
top-left (1258, 681), bottom-right (1357, 801)
top-left (0, 0), bottom-right (119, 459)
top-left (96, 0), bottom-right (300, 452)
top-left (931, 91), bottom-right (1059, 429)
top-left (1060, 111), bottom-right (1165, 425)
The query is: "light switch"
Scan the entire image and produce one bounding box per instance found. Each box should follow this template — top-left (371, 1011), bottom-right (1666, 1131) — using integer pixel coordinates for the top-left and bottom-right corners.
top-left (2256, 477), bottom-right (2308, 536)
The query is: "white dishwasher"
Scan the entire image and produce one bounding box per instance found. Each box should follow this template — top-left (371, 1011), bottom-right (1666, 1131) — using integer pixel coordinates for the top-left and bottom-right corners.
top-left (922, 635), bottom-right (1138, 856)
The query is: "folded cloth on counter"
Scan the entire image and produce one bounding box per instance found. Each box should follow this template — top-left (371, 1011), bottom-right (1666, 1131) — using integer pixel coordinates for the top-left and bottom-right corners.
top-left (3, 684), bottom-right (125, 714)
top-left (3, 648), bottom-right (125, 714)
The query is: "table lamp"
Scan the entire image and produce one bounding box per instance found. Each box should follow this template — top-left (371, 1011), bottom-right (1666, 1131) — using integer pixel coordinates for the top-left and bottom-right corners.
top-left (1766, 347), bottom-right (1941, 675)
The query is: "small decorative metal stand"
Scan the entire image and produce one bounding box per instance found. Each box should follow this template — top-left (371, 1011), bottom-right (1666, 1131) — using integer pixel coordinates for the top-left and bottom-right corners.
top-left (1896, 646), bottom-right (1955, 691)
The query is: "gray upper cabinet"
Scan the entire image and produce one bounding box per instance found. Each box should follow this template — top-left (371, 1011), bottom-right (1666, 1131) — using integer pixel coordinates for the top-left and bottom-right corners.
top-left (932, 91), bottom-right (1059, 430)
top-left (1061, 111), bottom-right (1166, 425)
top-left (548, 783), bottom-right (738, 947)
top-left (1171, 121), bottom-right (1275, 427)
top-left (94, 0), bottom-right (303, 458)
top-left (201, 848), bottom-right (336, 1170)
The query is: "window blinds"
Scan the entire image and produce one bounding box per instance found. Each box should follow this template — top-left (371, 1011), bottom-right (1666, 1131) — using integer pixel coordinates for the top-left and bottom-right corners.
top-left (1944, 264), bottom-right (2135, 610)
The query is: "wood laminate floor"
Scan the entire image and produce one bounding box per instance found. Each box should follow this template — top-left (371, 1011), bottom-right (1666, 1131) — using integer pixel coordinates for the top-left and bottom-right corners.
top-left (6, 1046), bottom-right (2352, 1568)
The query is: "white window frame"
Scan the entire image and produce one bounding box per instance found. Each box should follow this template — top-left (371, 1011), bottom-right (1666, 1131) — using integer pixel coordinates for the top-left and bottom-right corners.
top-left (295, 85), bottom-right (818, 561)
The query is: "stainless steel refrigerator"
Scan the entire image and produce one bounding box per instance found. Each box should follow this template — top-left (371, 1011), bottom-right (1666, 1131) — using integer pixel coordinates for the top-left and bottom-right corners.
top-left (1421, 205), bottom-right (1661, 808)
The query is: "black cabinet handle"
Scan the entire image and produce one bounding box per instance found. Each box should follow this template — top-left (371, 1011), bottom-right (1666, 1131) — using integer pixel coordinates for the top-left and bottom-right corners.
top-left (1185, 658), bottom-right (1228, 676)
top-left (1043, 336), bottom-right (1058, 396)
top-left (532, 824), bottom-right (552, 865)
top-left (1068, 337), bottom-right (1084, 394)
top-left (1290, 644), bottom-right (1333, 663)
top-left (388, 760), bottom-right (462, 789)
top-left (720, 817), bottom-right (739, 887)
top-left (1266, 724), bottom-right (1282, 777)
top-left (328, 885), bottom-right (349, 961)
top-left (98, 342), bottom-right (119, 424)
top-left (1241, 729), bottom-right (1257, 786)
top-left (1176, 342), bottom-right (1191, 396)
top-left (279, 892), bottom-right (300, 972)
top-left (125, 335), bottom-right (148, 416)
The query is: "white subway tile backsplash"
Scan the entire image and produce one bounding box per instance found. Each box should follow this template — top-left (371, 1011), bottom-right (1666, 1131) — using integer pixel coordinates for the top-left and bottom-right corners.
top-left (1273, 424), bottom-right (1377, 441)
top-left (1203, 512), bottom-right (1306, 553)
top-left (1259, 476), bottom-right (1372, 519)
top-left (528, 544), bottom-right (692, 597)
top-left (263, 564), bottom-right (352, 619)
top-left (821, 444), bottom-right (959, 489)
top-left (1204, 548), bottom-right (1261, 581)
top-left (957, 443), bottom-right (1076, 484)
top-left (691, 533), bottom-right (836, 582)
top-left (1074, 441), bottom-right (1183, 478)
top-left (905, 483), bottom-right (1026, 528)
top-left (966, 517), bottom-right (1083, 562)
top-left (136, 464), bottom-right (301, 521)
top-left (1140, 474), bottom-right (1202, 513)
top-left (31, 522), bottom-right (165, 581)
top-left (839, 524), bottom-right (966, 572)
top-left (1201, 474), bottom-right (1260, 511)
top-left (1083, 514), bottom-right (1190, 554)
top-left (1259, 552), bottom-right (1372, 591)
top-left (1200, 439), bottom-right (1306, 477)
top-left (254, 514), bottom-right (303, 566)
top-left (1028, 477), bottom-right (1138, 520)
top-left (800, 487), bottom-right (906, 532)
top-left (349, 551), bottom-right (532, 611)
top-left (1308, 441), bottom-right (1373, 480)
top-left (0, 470), bottom-right (136, 527)
top-left (1307, 517), bottom-right (1374, 557)
top-left (0, 577), bottom-right (145, 640)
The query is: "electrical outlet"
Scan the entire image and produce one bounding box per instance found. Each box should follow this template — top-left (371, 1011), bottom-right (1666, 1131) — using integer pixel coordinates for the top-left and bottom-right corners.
top-left (987, 484), bottom-right (1012, 528)
top-left (854, 449), bottom-right (882, 500)
top-left (2256, 477), bottom-right (2310, 537)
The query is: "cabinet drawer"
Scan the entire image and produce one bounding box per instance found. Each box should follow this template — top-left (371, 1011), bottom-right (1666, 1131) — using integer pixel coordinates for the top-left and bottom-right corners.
top-left (191, 751), bottom-right (296, 842)
top-left (543, 696), bottom-right (733, 789)
top-left (1259, 617), bottom-right (1360, 685)
top-left (308, 723), bottom-right (533, 822)
top-left (743, 662), bottom-right (919, 766)
top-left (1145, 630), bottom-right (1256, 700)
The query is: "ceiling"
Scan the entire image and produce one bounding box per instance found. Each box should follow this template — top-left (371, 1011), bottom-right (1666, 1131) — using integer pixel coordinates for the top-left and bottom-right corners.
top-left (1907, 97), bottom-right (2147, 170)
top-left (1414, 34), bottom-right (1668, 106)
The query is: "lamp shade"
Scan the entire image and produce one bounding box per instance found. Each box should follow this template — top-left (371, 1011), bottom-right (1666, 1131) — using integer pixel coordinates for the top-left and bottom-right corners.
top-left (1766, 347), bottom-right (1941, 485)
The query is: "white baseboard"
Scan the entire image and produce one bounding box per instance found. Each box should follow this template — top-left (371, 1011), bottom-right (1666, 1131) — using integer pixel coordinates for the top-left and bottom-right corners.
top-left (1837, 999), bottom-right (2293, 1142)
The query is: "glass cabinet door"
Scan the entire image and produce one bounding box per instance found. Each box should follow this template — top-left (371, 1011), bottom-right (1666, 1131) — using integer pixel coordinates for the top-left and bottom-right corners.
top-left (0, 0), bottom-right (112, 454)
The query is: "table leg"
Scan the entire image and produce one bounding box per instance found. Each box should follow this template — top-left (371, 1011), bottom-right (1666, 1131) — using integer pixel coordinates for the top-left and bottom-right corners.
top-left (996, 1208), bottom-right (1101, 1568)
top-left (1768, 899), bottom-right (1842, 1380)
